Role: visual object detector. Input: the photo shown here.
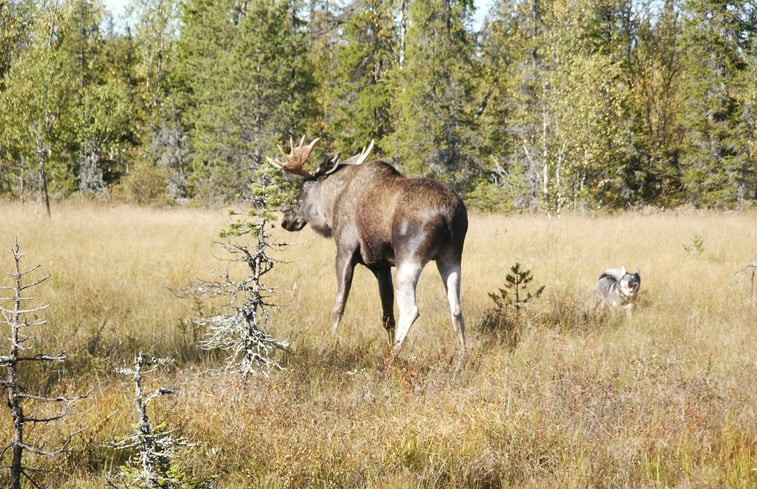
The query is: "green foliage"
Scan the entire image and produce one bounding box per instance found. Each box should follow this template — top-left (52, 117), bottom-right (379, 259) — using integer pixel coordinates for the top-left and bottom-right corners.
top-left (316, 0), bottom-right (397, 151)
top-left (0, 0), bottom-right (754, 210)
top-left (119, 0), bottom-right (184, 199)
top-left (119, 163), bottom-right (170, 204)
top-left (480, 0), bottom-right (636, 213)
top-left (389, 0), bottom-right (480, 189)
top-left (176, 0), bottom-right (317, 203)
top-left (0, 4), bottom-right (77, 206)
top-left (0, 0), bottom-right (136, 206)
top-left (220, 165), bottom-right (295, 239)
top-left (623, 0), bottom-right (685, 207)
top-left (677, 0), bottom-right (756, 208)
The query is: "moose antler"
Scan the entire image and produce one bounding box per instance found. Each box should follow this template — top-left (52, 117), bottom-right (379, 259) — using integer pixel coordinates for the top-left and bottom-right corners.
top-left (267, 136), bottom-right (320, 177)
top-left (324, 139), bottom-right (375, 175)
top-left (339, 139), bottom-right (374, 166)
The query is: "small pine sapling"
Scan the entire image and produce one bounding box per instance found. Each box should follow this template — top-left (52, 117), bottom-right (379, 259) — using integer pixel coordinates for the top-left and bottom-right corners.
top-left (683, 232), bottom-right (705, 257)
top-left (496, 262), bottom-right (546, 315)
top-left (478, 262), bottom-right (545, 349)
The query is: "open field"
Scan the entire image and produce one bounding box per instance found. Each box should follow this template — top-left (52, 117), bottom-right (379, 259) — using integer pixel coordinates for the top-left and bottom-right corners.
top-left (1, 202), bottom-right (755, 488)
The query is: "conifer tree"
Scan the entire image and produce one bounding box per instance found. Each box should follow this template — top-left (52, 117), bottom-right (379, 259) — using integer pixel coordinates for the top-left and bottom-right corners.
top-left (625, 0), bottom-right (685, 206)
top-left (177, 0), bottom-right (316, 203)
top-left (317, 0), bottom-right (398, 154)
top-left (476, 0), bottom-right (538, 211)
top-left (566, 0), bottom-right (635, 209)
top-left (389, 0), bottom-right (479, 189)
top-left (130, 0), bottom-right (189, 201)
top-left (678, 0), bottom-right (756, 207)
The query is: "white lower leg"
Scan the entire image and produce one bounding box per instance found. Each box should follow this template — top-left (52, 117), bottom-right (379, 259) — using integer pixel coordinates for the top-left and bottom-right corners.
top-left (392, 263), bottom-right (422, 353)
top-left (331, 305), bottom-right (345, 335)
top-left (443, 265), bottom-right (466, 353)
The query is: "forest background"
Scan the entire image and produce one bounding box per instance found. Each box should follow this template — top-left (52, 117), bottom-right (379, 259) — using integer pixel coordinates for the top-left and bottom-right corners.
top-left (0, 0), bottom-right (755, 214)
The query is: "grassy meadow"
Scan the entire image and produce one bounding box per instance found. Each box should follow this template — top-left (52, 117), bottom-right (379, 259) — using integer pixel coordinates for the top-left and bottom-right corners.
top-left (0, 202), bottom-right (755, 488)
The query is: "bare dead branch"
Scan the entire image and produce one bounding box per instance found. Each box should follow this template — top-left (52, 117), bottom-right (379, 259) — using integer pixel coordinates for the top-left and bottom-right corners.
top-left (0, 304), bottom-right (51, 315)
top-left (1, 241), bottom-right (87, 489)
top-left (18, 388), bottom-right (90, 405)
top-left (14, 353), bottom-right (66, 362)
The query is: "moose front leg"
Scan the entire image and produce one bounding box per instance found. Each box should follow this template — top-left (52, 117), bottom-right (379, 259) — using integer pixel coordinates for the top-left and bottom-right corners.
top-left (370, 266), bottom-right (395, 342)
top-left (332, 250), bottom-right (358, 335)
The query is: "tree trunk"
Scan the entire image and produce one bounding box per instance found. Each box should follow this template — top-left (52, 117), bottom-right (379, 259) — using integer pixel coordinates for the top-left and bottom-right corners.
top-left (19, 156), bottom-right (25, 212)
top-left (40, 166), bottom-right (51, 218)
top-left (7, 263), bottom-right (23, 489)
top-left (10, 393), bottom-right (24, 489)
top-left (36, 142), bottom-right (51, 217)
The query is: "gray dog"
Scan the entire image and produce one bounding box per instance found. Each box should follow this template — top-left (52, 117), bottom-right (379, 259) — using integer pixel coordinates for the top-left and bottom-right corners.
top-left (594, 266), bottom-right (641, 316)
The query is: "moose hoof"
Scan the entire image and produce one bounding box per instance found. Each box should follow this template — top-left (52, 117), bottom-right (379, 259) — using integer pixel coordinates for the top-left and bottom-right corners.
top-left (385, 328), bottom-right (395, 344)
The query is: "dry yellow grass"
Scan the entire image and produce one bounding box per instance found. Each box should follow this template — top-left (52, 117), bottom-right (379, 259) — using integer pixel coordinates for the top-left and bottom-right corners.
top-left (0, 202), bottom-right (754, 488)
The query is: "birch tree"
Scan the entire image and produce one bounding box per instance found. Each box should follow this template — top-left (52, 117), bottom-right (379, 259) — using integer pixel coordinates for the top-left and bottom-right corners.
top-left (0, 3), bottom-right (76, 215)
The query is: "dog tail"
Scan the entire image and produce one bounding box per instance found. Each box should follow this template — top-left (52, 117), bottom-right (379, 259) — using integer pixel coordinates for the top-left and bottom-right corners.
top-left (598, 266), bottom-right (626, 281)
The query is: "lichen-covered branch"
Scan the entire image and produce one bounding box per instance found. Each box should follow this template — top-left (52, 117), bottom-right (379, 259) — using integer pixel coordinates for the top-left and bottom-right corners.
top-left (110, 352), bottom-right (212, 489)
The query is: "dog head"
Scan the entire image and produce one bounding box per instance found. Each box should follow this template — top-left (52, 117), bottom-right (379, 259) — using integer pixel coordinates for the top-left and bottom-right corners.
top-left (619, 269), bottom-right (641, 298)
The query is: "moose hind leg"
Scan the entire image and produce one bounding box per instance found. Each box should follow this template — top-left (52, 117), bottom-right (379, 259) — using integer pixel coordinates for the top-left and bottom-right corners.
top-left (371, 266), bottom-right (396, 342)
top-left (437, 259), bottom-right (466, 354)
top-left (392, 261), bottom-right (423, 355)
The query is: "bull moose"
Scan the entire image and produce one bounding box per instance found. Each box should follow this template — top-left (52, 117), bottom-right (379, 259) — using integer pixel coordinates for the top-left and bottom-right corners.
top-left (269, 137), bottom-right (468, 356)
